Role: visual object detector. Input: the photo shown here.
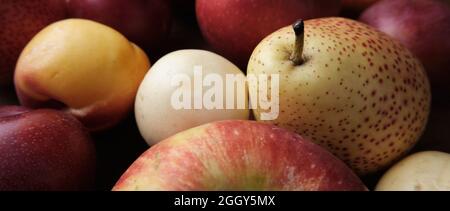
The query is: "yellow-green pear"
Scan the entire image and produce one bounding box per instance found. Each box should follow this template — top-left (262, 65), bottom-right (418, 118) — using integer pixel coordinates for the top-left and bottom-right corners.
top-left (248, 17), bottom-right (431, 175)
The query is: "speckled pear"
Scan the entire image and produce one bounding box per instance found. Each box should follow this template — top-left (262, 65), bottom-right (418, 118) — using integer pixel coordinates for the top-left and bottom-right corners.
top-left (248, 18), bottom-right (431, 175)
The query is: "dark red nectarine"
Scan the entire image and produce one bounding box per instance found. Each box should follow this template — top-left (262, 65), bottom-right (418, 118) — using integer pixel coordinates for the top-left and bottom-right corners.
top-left (0, 106), bottom-right (96, 191)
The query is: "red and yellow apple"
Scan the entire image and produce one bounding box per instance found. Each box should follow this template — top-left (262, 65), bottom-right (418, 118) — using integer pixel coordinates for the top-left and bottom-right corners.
top-left (113, 120), bottom-right (366, 191)
top-left (14, 19), bottom-right (150, 131)
top-left (0, 0), bottom-right (66, 85)
top-left (0, 106), bottom-right (96, 191)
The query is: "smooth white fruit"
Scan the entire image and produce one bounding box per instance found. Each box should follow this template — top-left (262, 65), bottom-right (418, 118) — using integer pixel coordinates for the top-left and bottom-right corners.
top-left (376, 151), bottom-right (450, 191)
top-left (135, 50), bottom-right (249, 145)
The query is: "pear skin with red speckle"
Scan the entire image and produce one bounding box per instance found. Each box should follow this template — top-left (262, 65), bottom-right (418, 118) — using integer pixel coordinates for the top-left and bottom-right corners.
top-left (248, 17), bottom-right (431, 175)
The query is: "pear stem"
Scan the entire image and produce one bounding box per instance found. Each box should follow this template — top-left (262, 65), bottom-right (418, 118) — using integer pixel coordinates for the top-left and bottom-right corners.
top-left (290, 20), bottom-right (304, 65)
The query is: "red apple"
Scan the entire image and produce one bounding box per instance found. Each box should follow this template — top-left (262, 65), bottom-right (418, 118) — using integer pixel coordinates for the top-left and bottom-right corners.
top-left (196, 0), bottom-right (341, 68)
top-left (0, 0), bottom-right (66, 86)
top-left (0, 106), bottom-right (96, 191)
top-left (359, 0), bottom-right (450, 101)
top-left (66, 0), bottom-right (172, 56)
top-left (113, 120), bottom-right (366, 191)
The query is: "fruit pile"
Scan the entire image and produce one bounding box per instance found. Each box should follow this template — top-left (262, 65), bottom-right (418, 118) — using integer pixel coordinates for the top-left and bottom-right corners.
top-left (0, 0), bottom-right (449, 191)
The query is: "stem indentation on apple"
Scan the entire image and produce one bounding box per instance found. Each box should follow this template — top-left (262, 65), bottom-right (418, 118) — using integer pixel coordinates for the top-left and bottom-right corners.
top-left (290, 19), bottom-right (305, 66)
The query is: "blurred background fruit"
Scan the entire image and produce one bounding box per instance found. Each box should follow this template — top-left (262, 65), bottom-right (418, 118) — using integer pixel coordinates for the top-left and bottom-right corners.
top-left (0, 0), bottom-right (66, 86)
top-left (0, 106), bottom-right (96, 191)
top-left (14, 19), bottom-right (150, 131)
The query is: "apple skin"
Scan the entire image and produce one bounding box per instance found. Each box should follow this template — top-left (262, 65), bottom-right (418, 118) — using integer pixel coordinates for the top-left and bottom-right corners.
top-left (196, 0), bottom-right (341, 68)
top-left (0, 106), bottom-right (96, 191)
top-left (113, 120), bottom-right (366, 191)
top-left (0, 0), bottom-right (67, 86)
top-left (66, 0), bottom-right (172, 55)
top-left (359, 0), bottom-right (450, 101)
top-left (14, 19), bottom-right (150, 131)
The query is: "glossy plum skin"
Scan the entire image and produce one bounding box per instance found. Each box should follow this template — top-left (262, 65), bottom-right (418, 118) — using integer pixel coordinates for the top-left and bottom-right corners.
top-left (0, 106), bottom-right (96, 191)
